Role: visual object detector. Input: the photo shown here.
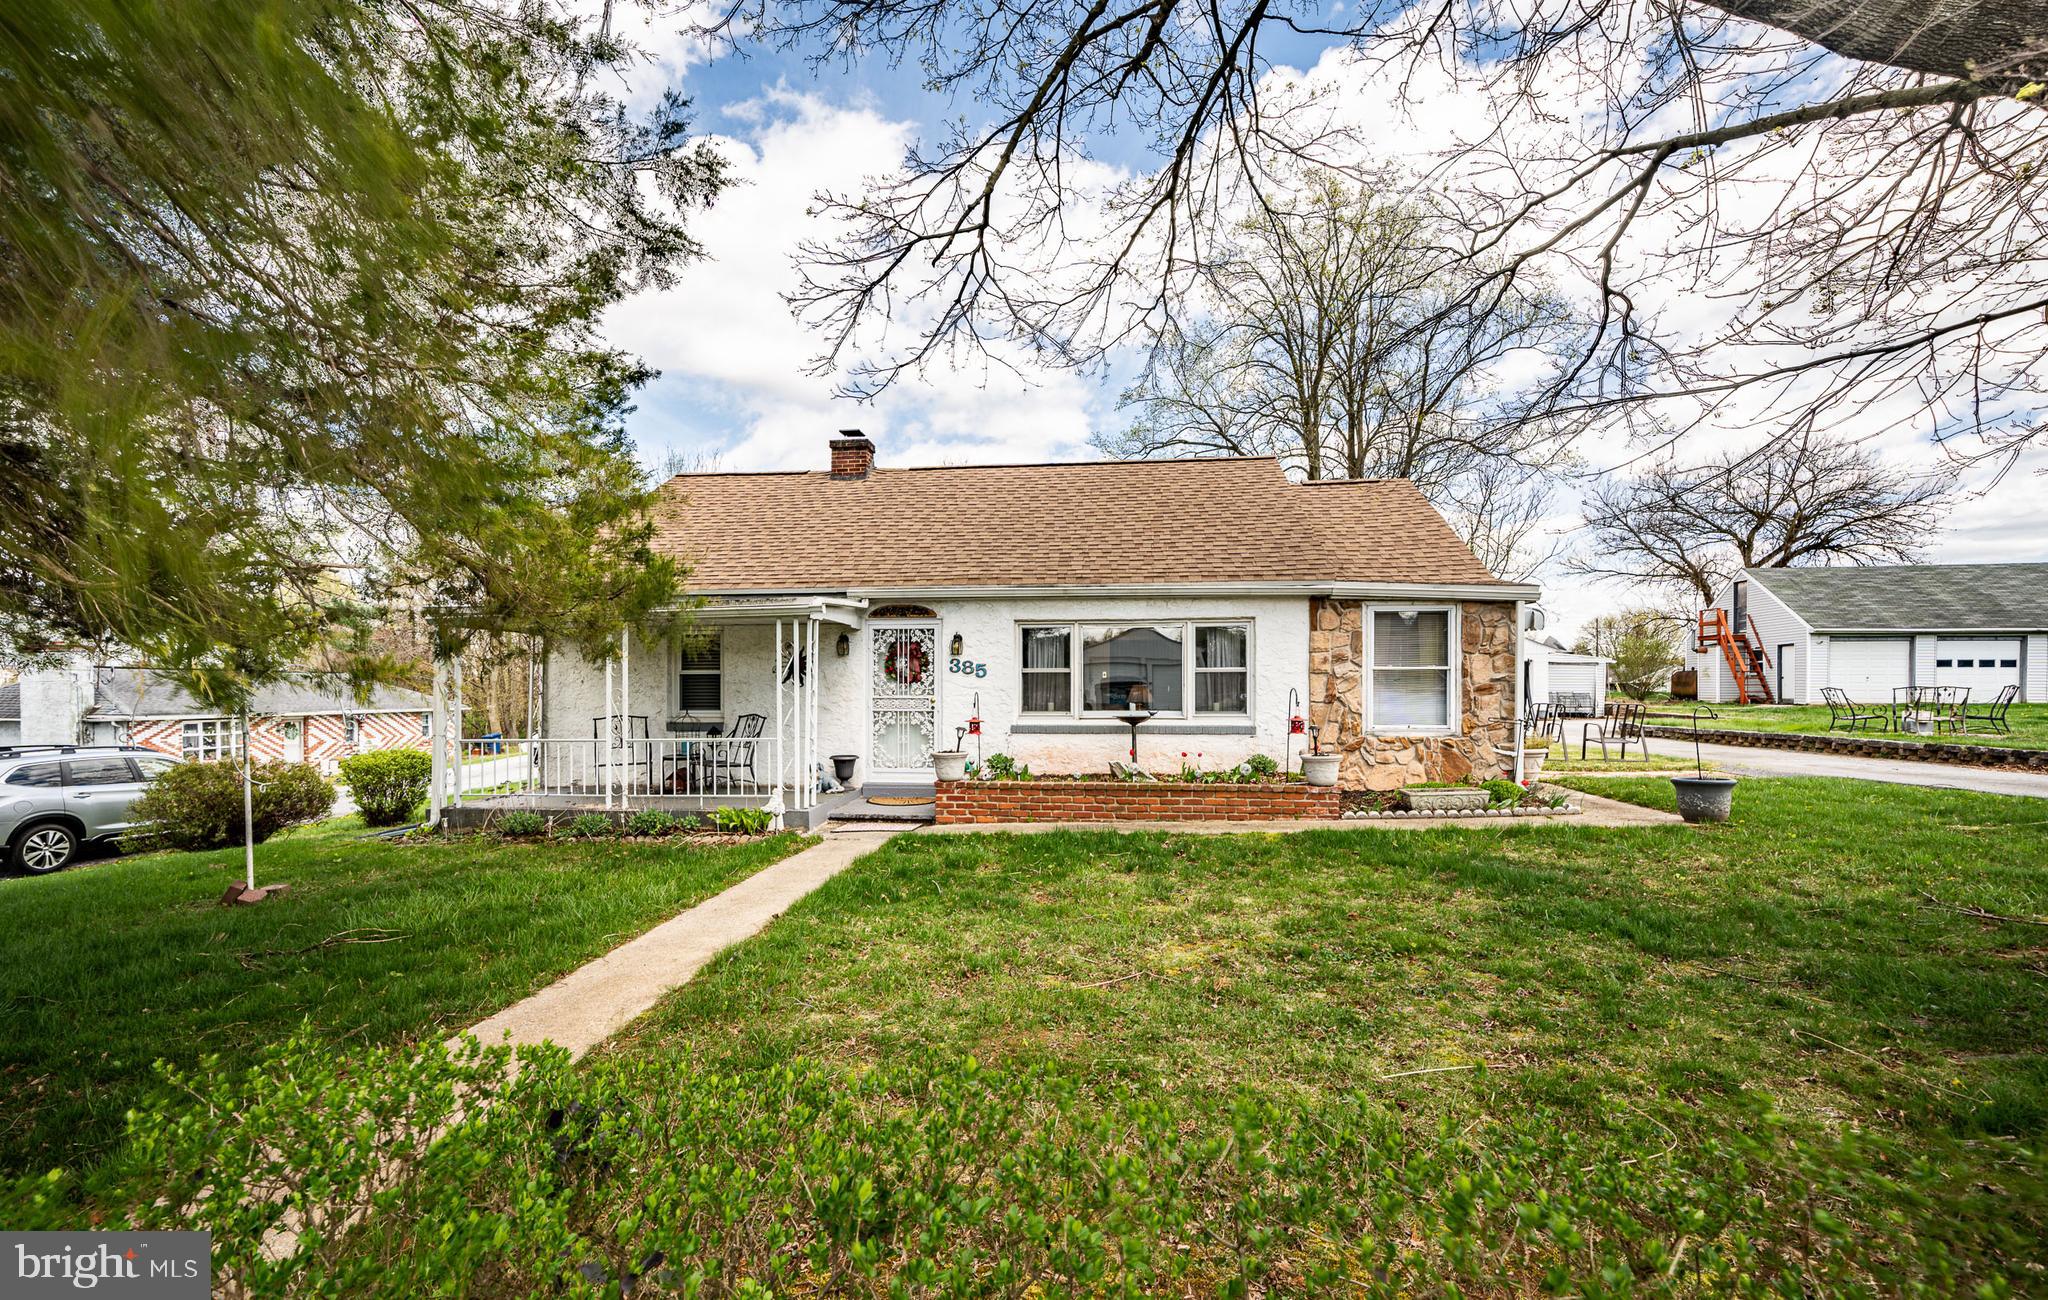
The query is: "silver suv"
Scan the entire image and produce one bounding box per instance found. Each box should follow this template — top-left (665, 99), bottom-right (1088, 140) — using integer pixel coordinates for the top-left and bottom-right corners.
top-left (0, 746), bottom-right (181, 875)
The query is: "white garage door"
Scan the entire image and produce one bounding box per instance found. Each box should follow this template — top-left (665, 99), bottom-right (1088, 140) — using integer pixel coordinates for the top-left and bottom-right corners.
top-left (1828, 638), bottom-right (1911, 701)
top-left (1551, 662), bottom-right (1602, 698)
top-left (1936, 638), bottom-right (2021, 698)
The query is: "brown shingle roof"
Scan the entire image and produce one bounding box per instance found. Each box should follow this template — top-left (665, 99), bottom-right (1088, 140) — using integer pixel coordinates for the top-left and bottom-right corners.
top-left (647, 456), bottom-right (1509, 591)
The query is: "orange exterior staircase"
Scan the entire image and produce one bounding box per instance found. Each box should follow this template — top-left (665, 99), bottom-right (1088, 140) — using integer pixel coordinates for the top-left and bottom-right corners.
top-left (1696, 609), bottom-right (1774, 704)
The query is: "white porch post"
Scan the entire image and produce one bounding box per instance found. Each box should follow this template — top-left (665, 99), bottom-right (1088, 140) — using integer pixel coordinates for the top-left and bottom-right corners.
top-left (1512, 600), bottom-right (1527, 785)
top-left (428, 658), bottom-right (447, 828)
top-left (807, 617), bottom-right (820, 810)
top-left (603, 656), bottom-right (614, 809)
top-left (620, 628), bottom-right (631, 808)
top-left (772, 619), bottom-right (786, 829)
top-left (450, 653), bottom-right (465, 807)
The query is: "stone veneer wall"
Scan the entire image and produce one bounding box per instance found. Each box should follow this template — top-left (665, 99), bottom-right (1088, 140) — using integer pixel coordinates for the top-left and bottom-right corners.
top-left (934, 779), bottom-right (1340, 824)
top-left (1308, 599), bottom-right (1519, 790)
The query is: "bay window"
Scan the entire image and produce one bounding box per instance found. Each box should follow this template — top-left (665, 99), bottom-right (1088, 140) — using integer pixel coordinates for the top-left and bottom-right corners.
top-left (1019, 620), bottom-right (1251, 717)
top-left (1370, 607), bottom-right (1455, 730)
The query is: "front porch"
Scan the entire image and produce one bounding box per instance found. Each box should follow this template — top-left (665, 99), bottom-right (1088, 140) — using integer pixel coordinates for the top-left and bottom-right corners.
top-left (427, 596), bottom-right (881, 831)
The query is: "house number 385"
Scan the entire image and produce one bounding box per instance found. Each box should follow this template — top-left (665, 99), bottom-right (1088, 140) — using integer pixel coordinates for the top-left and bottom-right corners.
top-left (949, 657), bottom-right (988, 678)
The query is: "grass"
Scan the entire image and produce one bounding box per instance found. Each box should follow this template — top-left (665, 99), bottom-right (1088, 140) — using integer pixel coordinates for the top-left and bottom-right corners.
top-left (1679, 700), bottom-right (2048, 750)
top-left (0, 815), bottom-right (806, 1177)
top-left (610, 777), bottom-right (2048, 1259)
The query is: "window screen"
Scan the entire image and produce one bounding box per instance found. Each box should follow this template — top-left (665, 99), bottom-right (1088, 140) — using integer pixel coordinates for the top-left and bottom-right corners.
top-left (1372, 610), bottom-right (1452, 728)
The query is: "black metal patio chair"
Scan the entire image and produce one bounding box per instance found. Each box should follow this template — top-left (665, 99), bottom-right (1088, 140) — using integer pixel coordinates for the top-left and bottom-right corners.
top-left (1820, 687), bottom-right (1888, 733)
top-left (696, 712), bottom-right (766, 790)
top-left (1580, 700), bottom-right (1647, 761)
top-left (1523, 701), bottom-right (1560, 745)
top-left (1965, 683), bottom-right (2019, 735)
top-left (591, 714), bottom-right (653, 788)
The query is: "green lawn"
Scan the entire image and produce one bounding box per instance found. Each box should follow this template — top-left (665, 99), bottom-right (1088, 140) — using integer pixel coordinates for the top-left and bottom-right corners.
top-left (608, 778), bottom-right (2048, 1274)
top-left (1680, 700), bottom-right (2048, 749)
top-left (0, 817), bottom-right (805, 1176)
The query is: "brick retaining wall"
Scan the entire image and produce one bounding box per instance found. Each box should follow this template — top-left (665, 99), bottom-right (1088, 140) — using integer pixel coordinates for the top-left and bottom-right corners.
top-left (934, 779), bottom-right (1341, 824)
top-left (1641, 725), bottom-right (2048, 771)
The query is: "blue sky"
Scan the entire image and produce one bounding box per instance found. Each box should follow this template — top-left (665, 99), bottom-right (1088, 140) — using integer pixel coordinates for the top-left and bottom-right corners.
top-left (596, 9), bottom-right (2048, 636)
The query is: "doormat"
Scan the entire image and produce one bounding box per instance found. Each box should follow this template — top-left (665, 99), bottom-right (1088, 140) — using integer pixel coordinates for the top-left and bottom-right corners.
top-left (866, 795), bottom-right (935, 806)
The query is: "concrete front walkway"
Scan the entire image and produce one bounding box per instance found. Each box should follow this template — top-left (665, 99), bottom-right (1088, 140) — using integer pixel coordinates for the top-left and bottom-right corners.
top-left (461, 822), bottom-right (917, 1058)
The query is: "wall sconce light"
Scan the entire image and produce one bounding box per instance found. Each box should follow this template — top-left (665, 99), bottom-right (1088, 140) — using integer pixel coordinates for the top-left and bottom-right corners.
top-left (949, 632), bottom-right (964, 657)
top-left (835, 633), bottom-right (851, 657)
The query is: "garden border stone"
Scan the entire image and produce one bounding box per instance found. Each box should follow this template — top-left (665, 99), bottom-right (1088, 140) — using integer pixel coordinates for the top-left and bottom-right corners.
top-left (1641, 725), bottom-right (2048, 771)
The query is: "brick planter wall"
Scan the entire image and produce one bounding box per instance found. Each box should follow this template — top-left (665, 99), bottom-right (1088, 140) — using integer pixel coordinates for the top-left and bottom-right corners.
top-left (934, 779), bottom-right (1341, 824)
top-left (1641, 725), bottom-right (2048, 772)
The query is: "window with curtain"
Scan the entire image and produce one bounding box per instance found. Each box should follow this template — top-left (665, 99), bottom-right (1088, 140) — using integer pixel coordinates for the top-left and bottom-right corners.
top-left (1082, 624), bottom-right (1185, 712)
top-left (1020, 626), bottom-right (1072, 713)
top-left (1371, 609), bottom-right (1453, 728)
top-left (1193, 624), bottom-right (1249, 714)
top-left (675, 632), bottom-right (722, 716)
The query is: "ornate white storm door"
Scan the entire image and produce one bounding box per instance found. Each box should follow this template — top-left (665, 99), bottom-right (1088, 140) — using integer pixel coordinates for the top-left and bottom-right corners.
top-left (868, 621), bottom-right (938, 778)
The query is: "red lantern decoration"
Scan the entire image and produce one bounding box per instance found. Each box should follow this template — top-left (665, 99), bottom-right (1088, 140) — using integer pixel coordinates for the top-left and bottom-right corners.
top-left (1289, 714), bottom-right (1306, 735)
top-left (967, 715), bottom-right (982, 735)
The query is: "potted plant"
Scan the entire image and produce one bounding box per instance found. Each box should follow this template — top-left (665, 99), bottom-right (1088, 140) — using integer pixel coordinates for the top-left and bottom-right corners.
top-left (1301, 747), bottom-right (1340, 787)
top-left (932, 750), bottom-right (969, 781)
top-left (1670, 707), bottom-right (1736, 823)
top-left (1521, 744), bottom-right (1549, 781)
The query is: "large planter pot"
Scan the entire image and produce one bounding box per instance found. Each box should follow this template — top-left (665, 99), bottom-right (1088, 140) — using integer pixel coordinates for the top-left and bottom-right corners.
top-left (1400, 786), bottom-right (1492, 813)
top-left (932, 751), bottom-right (969, 782)
top-left (831, 754), bottom-right (859, 785)
top-left (1301, 754), bottom-right (1341, 787)
top-left (1671, 775), bottom-right (1737, 823)
top-left (1521, 748), bottom-right (1548, 781)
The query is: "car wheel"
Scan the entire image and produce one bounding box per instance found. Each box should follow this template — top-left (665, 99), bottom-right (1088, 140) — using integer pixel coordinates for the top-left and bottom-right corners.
top-left (12, 822), bottom-right (78, 875)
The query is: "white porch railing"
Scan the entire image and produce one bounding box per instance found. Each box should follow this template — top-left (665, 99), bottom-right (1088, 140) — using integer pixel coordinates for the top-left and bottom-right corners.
top-left (444, 736), bottom-right (785, 810)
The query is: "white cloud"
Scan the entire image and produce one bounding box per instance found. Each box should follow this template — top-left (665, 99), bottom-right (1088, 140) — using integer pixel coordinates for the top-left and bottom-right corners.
top-left (604, 86), bottom-right (1106, 474)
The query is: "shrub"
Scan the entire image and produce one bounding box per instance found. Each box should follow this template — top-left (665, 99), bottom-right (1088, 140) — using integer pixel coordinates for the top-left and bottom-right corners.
top-left (14, 1032), bottom-right (2028, 1296)
top-left (336, 749), bottom-right (433, 826)
top-left (132, 760), bottom-right (334, 851)
top-left (1481, 778), bottom-right (1525, 806)
top-left (711, 805), bottom-right (772, 835)
top-left (560, 813), bottom-right (614, 839)
top-left (1243, 753), bottom-right (1279, 781)
top-left (624, 809), bottom-right (678, 837)
top-left (981, 753), bottom-right (1031, 780)
top-left (496, 811), bottom-right (546, 837)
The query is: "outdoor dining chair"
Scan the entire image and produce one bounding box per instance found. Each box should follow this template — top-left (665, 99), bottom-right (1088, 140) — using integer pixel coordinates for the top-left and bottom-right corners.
top-left (1821, 687), bottom-right (1888, 733)
top-left (590, 713), bottom-right (653, 788)
top-left (1964, 683), bottom-right (2019, 735)
top-left (1580, 700), bottom-right (1648, 761)
top-left (696, 712), bottom-right (766, 790)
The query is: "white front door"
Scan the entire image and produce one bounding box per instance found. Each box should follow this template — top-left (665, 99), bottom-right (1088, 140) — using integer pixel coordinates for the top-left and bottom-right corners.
top-left (868, 621), bottom-right (939, 779)
top-left (279, 718), bottom-right (305, 763)
top-left (1936, 638), bottom-right (2021, 698)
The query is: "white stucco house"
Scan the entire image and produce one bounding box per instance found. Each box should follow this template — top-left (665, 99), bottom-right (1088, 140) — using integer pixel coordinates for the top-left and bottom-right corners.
top-left (443, 434), bottom-right (1543, 827)
top-left (1685, 563), bottom-right (2048, 705)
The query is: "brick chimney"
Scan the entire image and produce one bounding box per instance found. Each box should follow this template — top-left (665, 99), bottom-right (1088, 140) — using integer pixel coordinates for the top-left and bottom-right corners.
top-left (829, 430), bottom-right (875, 479)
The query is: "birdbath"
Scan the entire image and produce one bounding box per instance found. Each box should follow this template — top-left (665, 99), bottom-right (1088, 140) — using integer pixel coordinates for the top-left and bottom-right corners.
top-left (1117, 683), bottom-right (1157, 770)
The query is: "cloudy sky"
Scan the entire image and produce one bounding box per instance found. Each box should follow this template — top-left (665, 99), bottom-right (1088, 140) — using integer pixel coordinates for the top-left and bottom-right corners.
top-left (592, 5), bottom-right (2047, 637)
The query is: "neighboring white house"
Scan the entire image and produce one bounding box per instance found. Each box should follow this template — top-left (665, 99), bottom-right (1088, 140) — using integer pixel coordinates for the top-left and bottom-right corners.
top-left (483, 434), bottom-right (1543, 825)
top-left (1684, 563), bottom-right (2048, 704)
top-left (0, 658), bottom-right (430, 773)
top-left (1522, 633), bottom-right (1611, 715)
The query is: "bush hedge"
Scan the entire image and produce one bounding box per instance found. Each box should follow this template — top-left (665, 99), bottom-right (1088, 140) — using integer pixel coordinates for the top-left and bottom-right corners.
top-left (336, 749), bottom-right (433, 826)
top-left (7, 1033), bottom-right (2031, 1297)
top-left (131, 760), bottom-right (334, 851)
